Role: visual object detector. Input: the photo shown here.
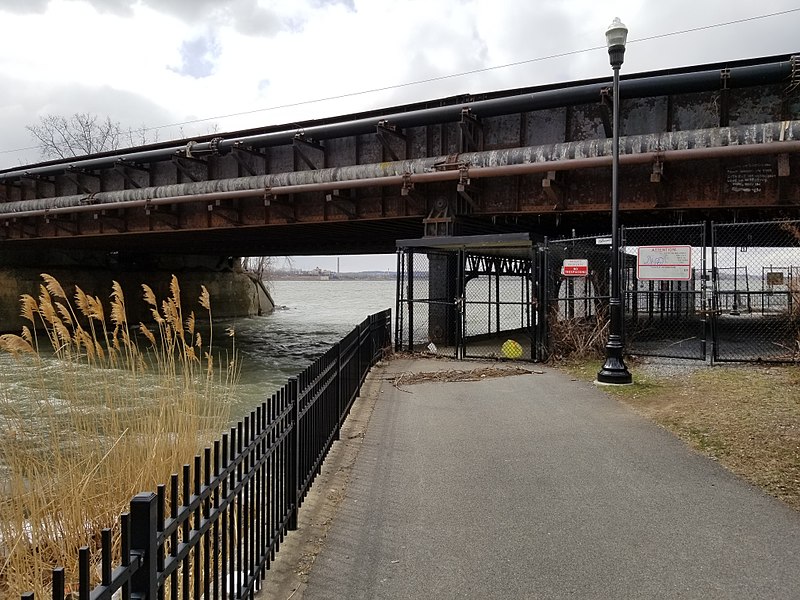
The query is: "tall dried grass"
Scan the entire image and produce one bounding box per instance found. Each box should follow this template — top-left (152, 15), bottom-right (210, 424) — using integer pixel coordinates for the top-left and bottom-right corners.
top-left (547, 309), bottom-right (609, 361)
top-left (0, 275), bottom-right (236, 600)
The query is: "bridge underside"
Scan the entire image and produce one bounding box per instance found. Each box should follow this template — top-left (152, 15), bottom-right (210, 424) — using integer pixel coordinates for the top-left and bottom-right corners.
top-left (2, 206), bottom-right (800, 257)
top-left (0, 53), bottom-right (799, 257)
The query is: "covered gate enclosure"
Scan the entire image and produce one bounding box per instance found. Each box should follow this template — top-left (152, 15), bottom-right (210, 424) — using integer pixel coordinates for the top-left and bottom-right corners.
top-left (395, 234), bottom-right (541, 360)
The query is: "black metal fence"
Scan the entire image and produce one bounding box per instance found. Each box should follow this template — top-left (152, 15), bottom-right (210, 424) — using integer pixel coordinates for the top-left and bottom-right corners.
top-left (396, 220), bottom-right (799, 365)
top-left (712, 221), bottom-right (800, 362)
top-left (21, 309), bottom-right (391, 600)
top-left (396, 249), bottom-right (461, 358)
top-left (622, 223), bottom-right (708, 360)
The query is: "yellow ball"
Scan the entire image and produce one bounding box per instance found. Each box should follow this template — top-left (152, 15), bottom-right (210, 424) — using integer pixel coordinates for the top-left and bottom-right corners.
top-left (501, 339), bottom-right (523, 359)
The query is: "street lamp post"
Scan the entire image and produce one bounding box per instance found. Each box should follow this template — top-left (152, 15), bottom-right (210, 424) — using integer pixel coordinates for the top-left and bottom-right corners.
top-left (597, 17), bottom-right (633, 385)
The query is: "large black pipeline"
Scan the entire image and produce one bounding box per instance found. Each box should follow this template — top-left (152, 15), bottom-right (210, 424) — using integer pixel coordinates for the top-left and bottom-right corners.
top-left (0, 55), bottom-right (795, 182)
top-left (1, 120), bottom-right (797, 219)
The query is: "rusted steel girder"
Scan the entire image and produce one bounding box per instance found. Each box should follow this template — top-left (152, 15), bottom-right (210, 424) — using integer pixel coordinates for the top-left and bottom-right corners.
top-left (1, 55), bottom-right (794, 184)
top-left (0, 121), bottom-right (798, 220)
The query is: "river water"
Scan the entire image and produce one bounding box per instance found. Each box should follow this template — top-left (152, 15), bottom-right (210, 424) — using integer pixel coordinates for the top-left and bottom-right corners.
top-left (226, 279), bottom-right (396, 417)
top-left (0, 279), bottom-right (396, 426)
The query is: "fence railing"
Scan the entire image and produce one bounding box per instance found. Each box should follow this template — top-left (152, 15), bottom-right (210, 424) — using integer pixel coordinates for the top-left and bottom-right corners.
top-left (712, 221), bottom-right (800, 362)
top-left (548, 220), bottom-right (800, 363)
top-left (21, 309), bottom-right (391, 600)
top-left (395, 220), bottom-right (799, 364)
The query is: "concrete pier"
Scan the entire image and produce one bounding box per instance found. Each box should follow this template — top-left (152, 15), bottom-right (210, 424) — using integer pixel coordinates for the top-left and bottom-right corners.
top-left (0, 251), bottom-right (273, 332)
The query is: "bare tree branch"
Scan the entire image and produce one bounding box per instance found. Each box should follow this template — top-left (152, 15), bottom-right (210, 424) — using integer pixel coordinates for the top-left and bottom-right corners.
top-left (26, 112), bottom-right (156, 160)
top-left (242, 256), bottom-right (275, 280)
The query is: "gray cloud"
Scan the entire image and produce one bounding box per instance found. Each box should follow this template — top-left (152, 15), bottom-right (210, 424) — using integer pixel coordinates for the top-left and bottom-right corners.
top-left (0, 0), bottom-right (356, 20)
top-left (0, 77), bottom-right (178, 168)
top-left (310, 0), bottom-right (355, 11)
top-left (0, 0), bottom-right (291, 35)
top-left (224, 1), bottom-right (285, 37)
top-left (0, 0), bottom-right (49, 13)
top-left (624, 0), bottom-right (799, 68)
top-left (69, 0), bottom-right (133, 16)
top-left (50, 0), bottom-right (294, 36)
top-left (483, 3), bottom-right (589, 84)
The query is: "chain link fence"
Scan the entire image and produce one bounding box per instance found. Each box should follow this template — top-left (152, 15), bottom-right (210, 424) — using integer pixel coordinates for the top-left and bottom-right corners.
top-left (395, 244), bottom-right (538, 360)
top-left (712, 220), bottom-right (800, 362)
top-left (462, 252), bottom-right (536, 360)
top-left (622, 223), bottom-right (708, 360)
top-left (395, 221), bottom-right (800, 364)
top-left (396, 249), bottom-right (460, 357)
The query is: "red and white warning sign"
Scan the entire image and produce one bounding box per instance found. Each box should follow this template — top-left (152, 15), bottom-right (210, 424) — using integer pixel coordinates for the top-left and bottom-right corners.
top-left (562, 259), bottom-right (589, 277)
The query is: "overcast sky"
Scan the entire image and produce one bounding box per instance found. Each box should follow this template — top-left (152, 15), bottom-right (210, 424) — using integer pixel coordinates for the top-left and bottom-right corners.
top-left (0, 0), bottom-right (798, 270)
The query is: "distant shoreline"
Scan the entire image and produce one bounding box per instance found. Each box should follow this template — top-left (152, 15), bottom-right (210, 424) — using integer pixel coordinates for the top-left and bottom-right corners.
top-left (270, 273), bottom-right (396, 282)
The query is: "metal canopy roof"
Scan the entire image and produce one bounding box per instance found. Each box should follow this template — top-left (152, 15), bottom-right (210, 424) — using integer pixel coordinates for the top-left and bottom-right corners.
top-left (396, 233), bottom-right (534, 258)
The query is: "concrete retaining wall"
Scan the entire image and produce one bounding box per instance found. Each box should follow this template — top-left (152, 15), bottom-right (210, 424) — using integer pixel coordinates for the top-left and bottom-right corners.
top-left (0, 267), bottom-right (274, 333)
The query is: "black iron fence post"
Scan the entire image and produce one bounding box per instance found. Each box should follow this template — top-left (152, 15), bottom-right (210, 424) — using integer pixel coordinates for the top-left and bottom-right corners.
top-left (395, 250), bottom-right (402, 352)
top-left (538, 240), bottom-right (549, 362)
top-left (357, 322), bottom-right (363, 389)
top-left (130, 492), bottom-right (158, 600)
top-left (287, 377), bottom-right (299, 531)
top-left (368, 314), bottom-right (375, 365)
top-left (407, 250), bottom-right (415, 352)
top-left (53, 567), bottom-right (65, 600)
top-left (334, 341), bottom-right (342, 441)
top-left (710, 221), bottom-right (719, 364)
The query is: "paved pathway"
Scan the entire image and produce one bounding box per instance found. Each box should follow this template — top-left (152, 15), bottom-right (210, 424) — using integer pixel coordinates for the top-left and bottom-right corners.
top-left (300, 359), bottom-right (800, 599)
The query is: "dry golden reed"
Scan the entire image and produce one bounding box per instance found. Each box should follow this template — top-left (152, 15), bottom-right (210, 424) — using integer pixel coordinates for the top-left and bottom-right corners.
top-left (0, 275), bottom-right (237, 600)
top-left (547, 309), bottom-right (609, 361)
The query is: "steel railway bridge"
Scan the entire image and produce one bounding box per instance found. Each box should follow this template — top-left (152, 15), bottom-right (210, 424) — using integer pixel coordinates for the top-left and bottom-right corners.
top-left (0, 53), bottom-right (798, 259)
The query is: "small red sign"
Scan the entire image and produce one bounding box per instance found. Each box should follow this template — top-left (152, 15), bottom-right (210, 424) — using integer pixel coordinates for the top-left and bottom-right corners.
top-left (562, 259), bottom-right (589, 277)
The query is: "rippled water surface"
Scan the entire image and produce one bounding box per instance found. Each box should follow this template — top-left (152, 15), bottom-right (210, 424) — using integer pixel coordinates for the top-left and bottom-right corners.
top-left (0, 279), bottom-right (396, 424)
top-left (226, 279), bottom-right (396, 417)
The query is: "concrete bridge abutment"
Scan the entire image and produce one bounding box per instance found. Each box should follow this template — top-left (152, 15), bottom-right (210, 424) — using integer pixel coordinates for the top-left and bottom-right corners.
top-left (0, 250), bottom-right (274, 334)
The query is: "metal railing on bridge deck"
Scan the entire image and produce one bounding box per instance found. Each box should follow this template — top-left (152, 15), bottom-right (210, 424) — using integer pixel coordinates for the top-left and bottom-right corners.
top-left (20, 309), bottom-right (391, 600)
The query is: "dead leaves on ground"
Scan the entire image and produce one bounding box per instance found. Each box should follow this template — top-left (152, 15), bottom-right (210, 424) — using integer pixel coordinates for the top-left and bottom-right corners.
top-left (387, 366), bottom-right (540, 390)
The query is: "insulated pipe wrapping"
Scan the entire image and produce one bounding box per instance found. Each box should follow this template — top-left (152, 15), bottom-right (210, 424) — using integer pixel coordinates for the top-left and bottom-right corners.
top-left (0, 120), bottom-right (798, 219)
top-left (0, 57), bottom-right (795, 181)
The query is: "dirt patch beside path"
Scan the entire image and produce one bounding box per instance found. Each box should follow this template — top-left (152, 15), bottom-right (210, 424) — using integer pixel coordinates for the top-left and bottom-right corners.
top-left (388, 365), bottom-right (538, 388)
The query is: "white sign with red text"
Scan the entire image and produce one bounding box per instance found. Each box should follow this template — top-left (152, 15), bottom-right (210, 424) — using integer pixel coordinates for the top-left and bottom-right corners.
top-left (562, 259), bottom-right (589, 277)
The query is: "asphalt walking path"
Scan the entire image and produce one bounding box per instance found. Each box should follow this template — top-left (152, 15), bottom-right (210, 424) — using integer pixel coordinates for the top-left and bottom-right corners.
top-left (280, 358), bottom-right (800, 599)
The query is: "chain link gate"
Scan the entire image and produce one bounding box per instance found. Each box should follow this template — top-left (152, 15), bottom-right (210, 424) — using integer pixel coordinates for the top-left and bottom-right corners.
top-left (461, 250), bottom-right (538, 361)
top-left (622, 224), bottom-right (708, 360)
top-left (395, 235), bottom-right (539, 361)
top-left (712, 220), bottom-right (800, 362)
top-left (543, 235), bottom-right (612, 360)
top-left (396, 247), bottom-right (461, 357)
